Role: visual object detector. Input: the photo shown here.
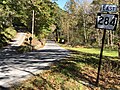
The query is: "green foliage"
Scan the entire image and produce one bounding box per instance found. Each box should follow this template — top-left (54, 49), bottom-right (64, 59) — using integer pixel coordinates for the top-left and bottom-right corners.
top-left (1, 0), bottom-right (119, 49)
top-left (1, 27), bottom-right (16, 39)
top-left (0, 27), bottom-right (16, 47)
top-left (0, 0), bottom-right (63, 47)
top-left (17, 46), bottom-right (31, 53)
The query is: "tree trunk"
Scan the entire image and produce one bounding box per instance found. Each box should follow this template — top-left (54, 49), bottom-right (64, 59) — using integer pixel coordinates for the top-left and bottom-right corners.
top-left (118, 43), bottom-right (120, 58)
top-left (110, 31), bottom-right (113, 47)
top-left (83, 17), bottom-right (87, 44)
top-left (107, 31), bottom-right (110, 46)
top-left (97, 29), bottom-right (102, 47)
top-left (55, 29), bottom-right (58, 42)
top-left (67, 22), bottom-right (70, 44)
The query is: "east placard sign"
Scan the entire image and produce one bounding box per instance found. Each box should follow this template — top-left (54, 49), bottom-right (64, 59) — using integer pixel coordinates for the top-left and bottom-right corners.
top-left (96, 13), bottom-right (118, 30)
top-left (100, 4), bottom-right (117, 13)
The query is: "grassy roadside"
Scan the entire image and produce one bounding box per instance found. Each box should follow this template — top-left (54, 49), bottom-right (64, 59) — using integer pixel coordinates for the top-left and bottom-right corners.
top-left (61, 45), bottom-right (118, 57)
top-left (11, 45), bottom-right (120, 90)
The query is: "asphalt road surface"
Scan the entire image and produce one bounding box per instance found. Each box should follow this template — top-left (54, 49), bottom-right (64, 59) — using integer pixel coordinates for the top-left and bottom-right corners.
top-left (0, 40), bottom-right (69, 89)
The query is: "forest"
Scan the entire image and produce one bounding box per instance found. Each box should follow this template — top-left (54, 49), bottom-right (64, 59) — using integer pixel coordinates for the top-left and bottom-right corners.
top-left (0, 0), bottom-right (119, 50)
top-left (59, 0), bottom-right (119, 48)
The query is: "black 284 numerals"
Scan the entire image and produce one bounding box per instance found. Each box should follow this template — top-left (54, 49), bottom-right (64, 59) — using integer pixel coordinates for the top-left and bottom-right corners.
top-left (98, 16), bottom-right (116, 26)
top-left (96, 13), bottom-right (118, 30)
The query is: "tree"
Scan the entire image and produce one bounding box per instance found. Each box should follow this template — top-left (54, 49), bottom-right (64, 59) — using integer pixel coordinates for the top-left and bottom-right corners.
top-left (0, 0), bottom-right (63, 46)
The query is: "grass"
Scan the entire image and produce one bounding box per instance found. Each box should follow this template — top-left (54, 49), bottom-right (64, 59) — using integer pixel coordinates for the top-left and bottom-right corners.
top-left (64, 46), bottom-right (118, 57)
top-left (11, 45), bottom-right (120, 90)
top-left (12, 70), bottom-right (85, 90)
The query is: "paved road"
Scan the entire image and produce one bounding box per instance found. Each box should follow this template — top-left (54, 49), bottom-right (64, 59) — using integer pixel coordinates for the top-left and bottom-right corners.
top-left (0, 41), bottom-right (69, 89)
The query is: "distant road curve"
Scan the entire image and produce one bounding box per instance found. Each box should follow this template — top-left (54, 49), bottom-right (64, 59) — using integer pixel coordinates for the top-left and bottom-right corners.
top-left (9, 32), bottom-right (27, 46)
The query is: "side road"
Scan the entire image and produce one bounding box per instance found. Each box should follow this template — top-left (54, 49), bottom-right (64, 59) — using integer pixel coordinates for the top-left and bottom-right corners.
top-left (9, 32), bottom-right (27, 46)
top-left (0, 40), bottom-right (69, 89)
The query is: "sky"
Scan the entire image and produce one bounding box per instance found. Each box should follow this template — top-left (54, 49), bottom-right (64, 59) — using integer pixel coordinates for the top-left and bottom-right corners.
top-left (55, 0), bottom-right (93, 10)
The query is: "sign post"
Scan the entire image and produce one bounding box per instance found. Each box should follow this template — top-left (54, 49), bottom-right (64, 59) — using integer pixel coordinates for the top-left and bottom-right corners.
top-left (95, 4), bottom-right (118, 86)
top-left (96, 29), bottom-right (106, 86)
top-left (29, 37), bottom-right (33, 51)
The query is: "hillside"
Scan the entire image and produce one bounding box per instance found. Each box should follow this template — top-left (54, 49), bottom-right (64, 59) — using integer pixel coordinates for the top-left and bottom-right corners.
top-left (0, 27), bottom-right (17, 48)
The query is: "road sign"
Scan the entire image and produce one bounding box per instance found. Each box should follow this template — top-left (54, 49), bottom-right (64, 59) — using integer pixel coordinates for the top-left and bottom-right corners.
top-left (100, 4), bottom-right (117, 13)
top-left (95, 5), bottom-right (118, 86)
top-left (96, 13), bottom-right (118, 30)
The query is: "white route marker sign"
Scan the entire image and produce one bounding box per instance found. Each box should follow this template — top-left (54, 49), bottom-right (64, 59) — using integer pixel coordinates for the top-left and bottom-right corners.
top-left (101, 4), bottom-right (117, 13)
top-left (96, 13), bottom-right (118, 30)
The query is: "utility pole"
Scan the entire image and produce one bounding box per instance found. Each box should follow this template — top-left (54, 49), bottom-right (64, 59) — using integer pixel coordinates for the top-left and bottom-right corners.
top-left (32, 10), bottom-right (34, 38)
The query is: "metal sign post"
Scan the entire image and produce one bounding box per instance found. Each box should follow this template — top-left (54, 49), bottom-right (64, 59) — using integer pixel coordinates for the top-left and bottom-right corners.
top-left (96, 29), bottom-right (106, 86)
top-left (29, 37), bottom-right (33, 51)
top-left (95, 4), bottom-right (118, 86)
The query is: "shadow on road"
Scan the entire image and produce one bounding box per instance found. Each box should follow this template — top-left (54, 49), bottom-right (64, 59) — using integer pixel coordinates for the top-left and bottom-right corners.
top-left (0, 86), bottom-right (10, 90)
top-left (0, 43), bottom-right (69, 88)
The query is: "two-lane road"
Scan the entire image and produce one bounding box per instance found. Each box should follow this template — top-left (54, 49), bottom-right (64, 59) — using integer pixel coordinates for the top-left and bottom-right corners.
top-left (0, 40), bottom-right (69, 89)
